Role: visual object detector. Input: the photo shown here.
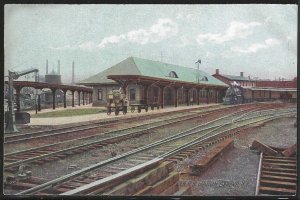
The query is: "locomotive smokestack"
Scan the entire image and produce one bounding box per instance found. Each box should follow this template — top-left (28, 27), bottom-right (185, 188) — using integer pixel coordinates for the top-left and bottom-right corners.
top-left (46, 59), bottom-right (48, 75)
top-left (57, 60), bottom-right (60, 75)
top-left (72, 61), bottom-right (75, 85)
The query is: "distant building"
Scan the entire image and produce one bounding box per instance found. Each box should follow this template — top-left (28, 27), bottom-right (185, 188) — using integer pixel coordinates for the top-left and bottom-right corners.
top-left (256, 77), bottom-right (297, 88)
top-left (79, 57), bottom-right (228, 107)
top-left (243, 77), bottom-right (297, 103)
top-left (212, 69), bottom-right (256, 87)
top-left (213, 69), bottom-right (297, 103)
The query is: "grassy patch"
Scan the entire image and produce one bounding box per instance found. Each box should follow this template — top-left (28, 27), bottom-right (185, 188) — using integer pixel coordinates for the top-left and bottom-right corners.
top-left (31, 108), bottom-right (106, 118)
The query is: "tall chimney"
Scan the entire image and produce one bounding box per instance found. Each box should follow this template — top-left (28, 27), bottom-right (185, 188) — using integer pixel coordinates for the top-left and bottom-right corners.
top-left (240, 72), bottom-right (244, 77)
top-left (46, 59), bottom-right (48, 75)
top-left (216, 69), bottom-right (219, 75)
top-left (72, 61), bottom-right (75, 85)
top-left (57, 60), bottom-right (60, 75)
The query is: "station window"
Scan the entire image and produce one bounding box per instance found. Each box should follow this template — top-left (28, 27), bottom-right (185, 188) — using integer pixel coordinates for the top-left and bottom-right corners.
top-left (201, 90), bottom-right (206, 98)
top-left (169, 71), bottom-right (178, 78)
top-left (130, 88), bottom-right (136, 101)
top-left (98, 89), bottom-right (103, 100)
top-left (201, 76), bottom-right (208, 81)
top-left (193, 90), bottom-right (196, 99)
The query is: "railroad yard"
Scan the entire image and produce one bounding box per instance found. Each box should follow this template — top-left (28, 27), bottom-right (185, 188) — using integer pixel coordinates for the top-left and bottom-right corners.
top-left (3, 102), bottom-right (297, 196)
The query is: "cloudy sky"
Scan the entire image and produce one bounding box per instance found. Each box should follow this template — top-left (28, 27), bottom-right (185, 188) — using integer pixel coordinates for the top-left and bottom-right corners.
top-left (4, 4), bottom-right (297, 83)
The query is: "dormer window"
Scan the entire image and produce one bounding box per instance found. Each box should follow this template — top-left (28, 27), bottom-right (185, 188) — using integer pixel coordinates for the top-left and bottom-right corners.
top-left (201, 76), bottom-right (208, 81)
top-left (169, 71), bottom-right (178, 78)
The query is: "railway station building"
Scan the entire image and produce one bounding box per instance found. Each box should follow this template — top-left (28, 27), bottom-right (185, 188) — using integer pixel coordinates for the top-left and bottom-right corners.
top-left (79, 57), bottom-right (228, 107)
top-left (243, 77), bottom-right (297, 103)
top-left (212, 69), bottom-right (256, 87)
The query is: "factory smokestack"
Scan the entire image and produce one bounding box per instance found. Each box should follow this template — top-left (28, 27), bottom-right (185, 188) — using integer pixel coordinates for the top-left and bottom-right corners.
top-left (57, 60), bottom-right (60, 75)
top-left (72, 61), bottom-right (75, 85)
top-left (46, 59), bottom-right (48, 75)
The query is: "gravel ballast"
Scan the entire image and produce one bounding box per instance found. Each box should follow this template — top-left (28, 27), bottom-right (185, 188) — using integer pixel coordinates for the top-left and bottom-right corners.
top-left (177, 117), bottom-right (297, 196)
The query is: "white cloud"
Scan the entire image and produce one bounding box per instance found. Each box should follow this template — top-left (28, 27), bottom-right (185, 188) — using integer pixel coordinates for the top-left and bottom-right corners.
top-left (127, 29), bottom-right (150, 44)
top-left (150, 18), bottom-right (178, 38)
top-left (79, 41), bottom-right (98, 51)
top-left (265, 38), bottom-right (280, 46)
top-left (231, 38), bottom-right (281, 53)
top-left (98, 34), bottom-right (126, 48)
top-left (50, 18), bottom-right (178, 51)
top-left (196, 21), bottom-right (261, 44)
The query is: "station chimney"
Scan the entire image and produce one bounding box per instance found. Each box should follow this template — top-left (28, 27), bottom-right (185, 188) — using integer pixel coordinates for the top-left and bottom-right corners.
top-left (57, 60), bottom-right (60, 75)
top-left (46, 59), bottom-right (48, 75)
top-left (72, 61), bottom-right (75, 85)
top-left (216, 69), bottom-right (219, 75)
top-left (240, 72), bottom-right (244, 77)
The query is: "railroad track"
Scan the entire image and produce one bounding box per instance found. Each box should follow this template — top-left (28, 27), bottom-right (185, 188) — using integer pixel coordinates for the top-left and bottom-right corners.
top-left (4, 106), bottom-right (255, 170)
top-left (5, 102), bottom-right (290, 145)
top-left (4, 103), bottom-right (274, 171)
top-left (5, 104), bottom-right (224, 144)
top-left (5, 104), bottom-right (288, 171)
top-left (255, 153), bottom-right (297, 195)
top-left (5, 108), bottom-right (295, 195)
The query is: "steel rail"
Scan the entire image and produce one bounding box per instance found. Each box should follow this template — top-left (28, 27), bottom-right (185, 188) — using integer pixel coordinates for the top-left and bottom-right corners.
top-left (5, 104), bottom-right (224, 142)
top-left (5, 105), bottom-right (233, 146)
top-left (5, 105), bottom-right (251, 158)
top-left (6, 102), bottom-right (275, 144)
top-left (255, 153), bottom-right (263, 195)
top-left (16, 110), bottom-right (253, 195)
top-left (16, 110), bottom-right (295, 195)
top-left (5, 109), bottom-right (211, 156)
top-left (159, 113), bottom-right (294, 159)
top-left (4, 108), bottom-right (247, 168)
top-left (61, 112), bottom-right (295, 195)
top-left (5, 107), bottom-right (292, 170)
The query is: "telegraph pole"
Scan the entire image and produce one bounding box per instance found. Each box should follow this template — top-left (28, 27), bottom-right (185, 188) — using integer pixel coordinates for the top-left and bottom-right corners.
top-left (195, 59), bottom-right (201, 83)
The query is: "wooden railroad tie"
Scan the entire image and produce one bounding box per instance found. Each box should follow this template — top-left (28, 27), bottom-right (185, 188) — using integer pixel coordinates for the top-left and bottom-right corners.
top-left (189, 138), bottom-right (234, 176)
top-left (251, 140), bottom-right (279, 156)
top-left (256, 154), bottom-right (297, 196)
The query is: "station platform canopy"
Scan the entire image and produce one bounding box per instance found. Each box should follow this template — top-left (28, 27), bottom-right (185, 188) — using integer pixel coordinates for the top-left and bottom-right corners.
top-left (79, 57), bottom-right (228, 89)
top-left (243, 86), bottom-right (297, 92)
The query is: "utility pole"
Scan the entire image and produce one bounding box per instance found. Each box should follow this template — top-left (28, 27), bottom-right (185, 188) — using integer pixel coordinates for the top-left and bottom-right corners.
top-left (195, 59), bottom-right (201, 83)
top-left (34, 71), bottom-right (39, 114)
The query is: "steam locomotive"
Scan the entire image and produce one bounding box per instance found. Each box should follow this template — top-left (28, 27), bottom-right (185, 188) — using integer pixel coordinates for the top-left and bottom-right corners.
top-left (223, 82), bottom-right (244, 105)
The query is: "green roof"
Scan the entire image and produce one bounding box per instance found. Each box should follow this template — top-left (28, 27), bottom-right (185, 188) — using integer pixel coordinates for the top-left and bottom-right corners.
top-left (79, 57), bottom-right (228, 87)
top-left (221, 74), bottom-right (249, 81)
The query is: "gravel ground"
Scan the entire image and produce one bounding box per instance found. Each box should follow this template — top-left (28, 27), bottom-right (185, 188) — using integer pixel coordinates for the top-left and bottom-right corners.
top-left (8, 107), bottom-right (242, 185)
top-left (177, 116), bottom-right (297, 196)
top-left (4, 104), bottom-right (294, 195)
